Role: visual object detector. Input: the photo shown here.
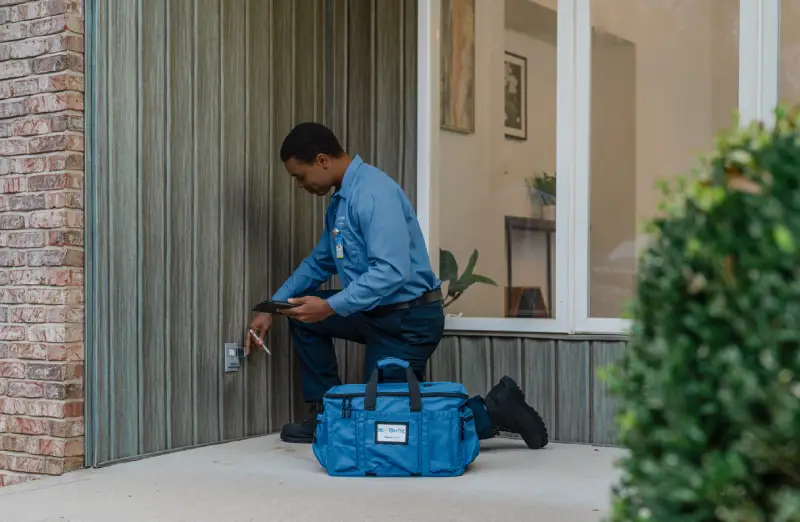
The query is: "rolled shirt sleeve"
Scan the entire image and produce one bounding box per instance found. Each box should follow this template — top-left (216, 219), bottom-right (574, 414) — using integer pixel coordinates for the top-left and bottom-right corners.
top-left (272, 229), bottom-right (337, 302)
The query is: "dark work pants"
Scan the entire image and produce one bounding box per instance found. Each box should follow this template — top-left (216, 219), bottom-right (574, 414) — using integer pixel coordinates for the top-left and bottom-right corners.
top-left (288, 290), bottom-right (496, 440)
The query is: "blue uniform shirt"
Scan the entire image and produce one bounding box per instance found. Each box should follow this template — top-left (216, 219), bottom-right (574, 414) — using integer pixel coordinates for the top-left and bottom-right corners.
top-left (272, 155), bottom-right (441, 317)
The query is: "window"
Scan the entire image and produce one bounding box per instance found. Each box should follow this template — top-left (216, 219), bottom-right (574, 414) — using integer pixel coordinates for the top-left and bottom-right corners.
top-left (576, 0), bottom-right (740, 330)
top-left (418, 0), bottom-right (775, 335)
top-left (428, 0), bottom-right (567, 333)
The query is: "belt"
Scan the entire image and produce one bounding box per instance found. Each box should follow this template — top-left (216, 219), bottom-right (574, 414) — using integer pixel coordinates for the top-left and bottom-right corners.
top-left (364, 289), bottom-right (443, 317)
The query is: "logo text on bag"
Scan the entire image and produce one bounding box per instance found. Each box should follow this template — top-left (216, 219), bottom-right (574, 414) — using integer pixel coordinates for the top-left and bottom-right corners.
top-left (375, 422), bottom-right (409, 445)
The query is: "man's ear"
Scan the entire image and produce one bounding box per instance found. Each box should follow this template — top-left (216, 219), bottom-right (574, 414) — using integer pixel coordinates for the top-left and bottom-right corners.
top-left (316, 153), bottom-right (329, 169)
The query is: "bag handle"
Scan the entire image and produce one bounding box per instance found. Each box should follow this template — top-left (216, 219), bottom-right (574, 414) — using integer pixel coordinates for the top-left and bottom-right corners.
top-left (364, 358), bottom-right (422, 412)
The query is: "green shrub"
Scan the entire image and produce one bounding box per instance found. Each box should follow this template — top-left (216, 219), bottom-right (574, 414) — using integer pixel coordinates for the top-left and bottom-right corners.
top-left (606, 107), bottom-right (800, 522)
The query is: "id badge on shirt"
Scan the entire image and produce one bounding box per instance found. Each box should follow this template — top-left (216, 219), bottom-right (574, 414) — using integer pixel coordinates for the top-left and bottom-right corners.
top-left (334, 228), bottom-right (344, 259)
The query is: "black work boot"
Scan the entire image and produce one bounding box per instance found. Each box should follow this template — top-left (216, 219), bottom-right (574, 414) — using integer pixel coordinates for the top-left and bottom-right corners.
top-left (280, 400), bottom-right (323, 444)
top-left (484, 376), bottom-right (549, 449)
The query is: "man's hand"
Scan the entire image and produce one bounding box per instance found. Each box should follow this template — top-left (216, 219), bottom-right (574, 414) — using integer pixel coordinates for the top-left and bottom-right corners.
top-left (245, 313), bottom-right (273, 356)
top-left (280, 296), bottom-right (335, 323)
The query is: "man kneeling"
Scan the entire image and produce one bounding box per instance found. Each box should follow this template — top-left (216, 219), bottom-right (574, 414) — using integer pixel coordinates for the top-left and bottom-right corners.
top-left (247, 122), bottom-right (548, 450)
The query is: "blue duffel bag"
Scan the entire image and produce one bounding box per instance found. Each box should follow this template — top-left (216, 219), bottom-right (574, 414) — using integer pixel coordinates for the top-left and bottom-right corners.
top-left (312, 357), bottom-right (481, 477)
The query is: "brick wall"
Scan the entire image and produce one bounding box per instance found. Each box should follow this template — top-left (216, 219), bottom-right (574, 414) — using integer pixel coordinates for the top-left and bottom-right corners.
top-left (0, 0), bottom-right (85, 487)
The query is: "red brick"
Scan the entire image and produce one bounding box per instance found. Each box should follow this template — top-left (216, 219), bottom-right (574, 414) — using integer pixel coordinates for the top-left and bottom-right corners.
top-left (4, 231), bottom-right (45, 248)
top-left (0, 251), bottom-right (25, 268)
top-left (27, 248), bottom-right (82, 267)
top-left (0, 289), bottom-right (25, 304)
top-left (44, 381), bottom-right (82, 400)
top-left (0, 415), bottom-right (82, 437)
top-left (0, 59), bottom-right (30, 80)
top-left (44, 190), bottom-right (81, 209)
top-left (10, 306), bottom-right (82, 324)
top-left (0, 397), bottom-right (76, 418)
top-left (44, 343), bottom-right (81, 362)
top-left (46, 152), bottom-right (82, 171)
top-left (0, 14), bottom-right (75, 43)
top-left (28, 171), bottom-right (82, 191)
top-left (26, 91), bottom-right (82, 114)
top-left (6, 381), bottom-right (44, 398)
top-left (0, 361), bottom-right (24, 378)
top-left (31, 51), bottom-right (83, 75)
top-left (4, 342), bottom-right (44, 359)
top-left (28, 209), bottom-right (82, 229)
top-left (27, 134), bottom-right (82, 155)
top-left (0, 138), bottom-right (27, 156)
top-left (0, 307), bottom-right (6, 322)
top-left (0, 0), bottom-right (80, 25)
top-left (3, 267), bottom-right (82, 286)
top-left (28, 324), bottom-right (82, 343)
top-left (25, 287), bottom-right (82, 305)
top-left (0, 156), bottom-right (47, 175)
top-left (0, 214), bottom-right (24, 229)
top-left (0, 33), bottom-right (82, 61)
top-left (5, 193), bottom-right (46, 211)
top-left (0, 326), bottom-right (25, 342)
top-left (0, 176), bottom-right (25, 194)
top-left (0, 98), bottom-right (26, 118)
top-left (47, 229), bottom-right (81, 246)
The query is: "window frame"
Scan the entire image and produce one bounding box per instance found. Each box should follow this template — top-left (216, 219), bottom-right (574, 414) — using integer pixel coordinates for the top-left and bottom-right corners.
top-left (417, 0), bottom-right (775, 335)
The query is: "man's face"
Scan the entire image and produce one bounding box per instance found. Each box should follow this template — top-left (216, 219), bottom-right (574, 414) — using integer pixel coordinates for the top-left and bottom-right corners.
top-left (284, 155), bottom-right (333, 196)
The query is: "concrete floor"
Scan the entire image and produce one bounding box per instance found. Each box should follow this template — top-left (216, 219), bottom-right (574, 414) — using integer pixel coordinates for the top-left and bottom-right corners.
top-left (0, 435), bottom-right (624, 522)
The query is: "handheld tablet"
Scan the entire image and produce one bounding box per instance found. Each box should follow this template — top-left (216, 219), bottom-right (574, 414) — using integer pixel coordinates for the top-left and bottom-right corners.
top-left (251, 299), bottom-right (299, 314)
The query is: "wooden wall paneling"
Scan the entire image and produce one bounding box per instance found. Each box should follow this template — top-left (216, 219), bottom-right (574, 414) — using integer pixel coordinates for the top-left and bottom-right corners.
top-left (591, 341), bottom-right (625, 445)
top-left (373, 0), bottom-right (403, 180)
top-left (244, 0), bottom-right (271, 436)
top-left (139, 0), bottom-right (169, 455)
top-left (93, 0), bottom-right (111, 466)
top-left (195, 0), bottom-right (222, 445)
top-left (108, 0), bottom-right (139, 460)
top-left (430, 335), bottom-right (460, 383)
top-left (219, 0), bottom-right (247, 441)
top-left (401, 0), bottom-right (417, 204)
top-left (290, 0), bottom-right (326, 421)
top-left (167, 0), bottom-right (196, 450)
top-left (555, 341), bottom-right (592, 443)
top-left (522, 338), bottom-right (556, 440)
top-left (455, 336), bottom-right (491, 397)
top-left (490, 337), bottom-right (523, 388)
top-left (266, 0), bottom-right (296, 432)
top-left (341, 0), bottom-right (373, 385)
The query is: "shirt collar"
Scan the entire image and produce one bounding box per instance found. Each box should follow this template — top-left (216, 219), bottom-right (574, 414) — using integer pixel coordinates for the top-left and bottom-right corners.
top-left (333, 155), bottom-right (363, 200)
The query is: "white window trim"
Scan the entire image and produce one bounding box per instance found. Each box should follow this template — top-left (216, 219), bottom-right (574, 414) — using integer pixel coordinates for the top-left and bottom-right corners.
top-left (418, 0), bottom-right (777, 335)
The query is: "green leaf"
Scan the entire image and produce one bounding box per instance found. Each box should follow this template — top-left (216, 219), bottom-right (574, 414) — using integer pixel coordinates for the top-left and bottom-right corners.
top-left (773, 225), bottom-right (796, 253)
top-left (438, 248), bottom-right (458, 282)
top-left (463, 273), bottom-right (497, 286)
top-left (461, 249), bottom-right (479, 278)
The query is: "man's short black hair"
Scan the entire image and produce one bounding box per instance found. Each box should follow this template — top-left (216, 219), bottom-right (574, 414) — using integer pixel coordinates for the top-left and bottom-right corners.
top-left (280, 122), bottom-right (345, 164)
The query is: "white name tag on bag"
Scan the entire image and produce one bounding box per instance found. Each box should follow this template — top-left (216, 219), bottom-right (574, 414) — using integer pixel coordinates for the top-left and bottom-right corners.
top-left (375, 422), bottom-right (408, 444)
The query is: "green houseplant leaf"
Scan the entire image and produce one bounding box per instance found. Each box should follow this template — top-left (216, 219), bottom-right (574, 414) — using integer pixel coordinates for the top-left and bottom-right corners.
top-left (437, 248), bottom-right (497, 307)
top-left (438, 248), bottom-right (458, 283)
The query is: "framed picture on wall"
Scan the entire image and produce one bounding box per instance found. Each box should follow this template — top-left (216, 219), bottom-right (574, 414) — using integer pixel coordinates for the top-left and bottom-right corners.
top-left (504, 51), bottom-right (527, 140)
top-left (440, 0), bottom-right (475, 134)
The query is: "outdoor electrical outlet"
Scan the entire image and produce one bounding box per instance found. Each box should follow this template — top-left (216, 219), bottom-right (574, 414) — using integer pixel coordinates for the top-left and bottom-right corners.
top-left (224, 342), bottom-right (244, 373)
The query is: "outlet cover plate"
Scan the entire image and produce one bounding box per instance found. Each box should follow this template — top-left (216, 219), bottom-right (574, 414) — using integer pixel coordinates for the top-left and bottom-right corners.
top-left (224, 342), bottom-right (242, 373)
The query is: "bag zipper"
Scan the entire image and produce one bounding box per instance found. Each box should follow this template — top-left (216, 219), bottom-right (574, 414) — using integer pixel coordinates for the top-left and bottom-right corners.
top-left (326, 391), bottom-right (469, 400)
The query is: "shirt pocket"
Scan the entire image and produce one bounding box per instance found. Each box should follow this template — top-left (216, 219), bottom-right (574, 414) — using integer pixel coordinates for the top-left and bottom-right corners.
top-left (337, 227), bottom-right (362, 269)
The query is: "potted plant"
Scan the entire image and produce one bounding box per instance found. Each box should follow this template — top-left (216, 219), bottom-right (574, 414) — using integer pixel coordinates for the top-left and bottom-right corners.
top-left (524, 172), bottom-right (556, 221)
top-left (438, 248), bottom-right (497, 314)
